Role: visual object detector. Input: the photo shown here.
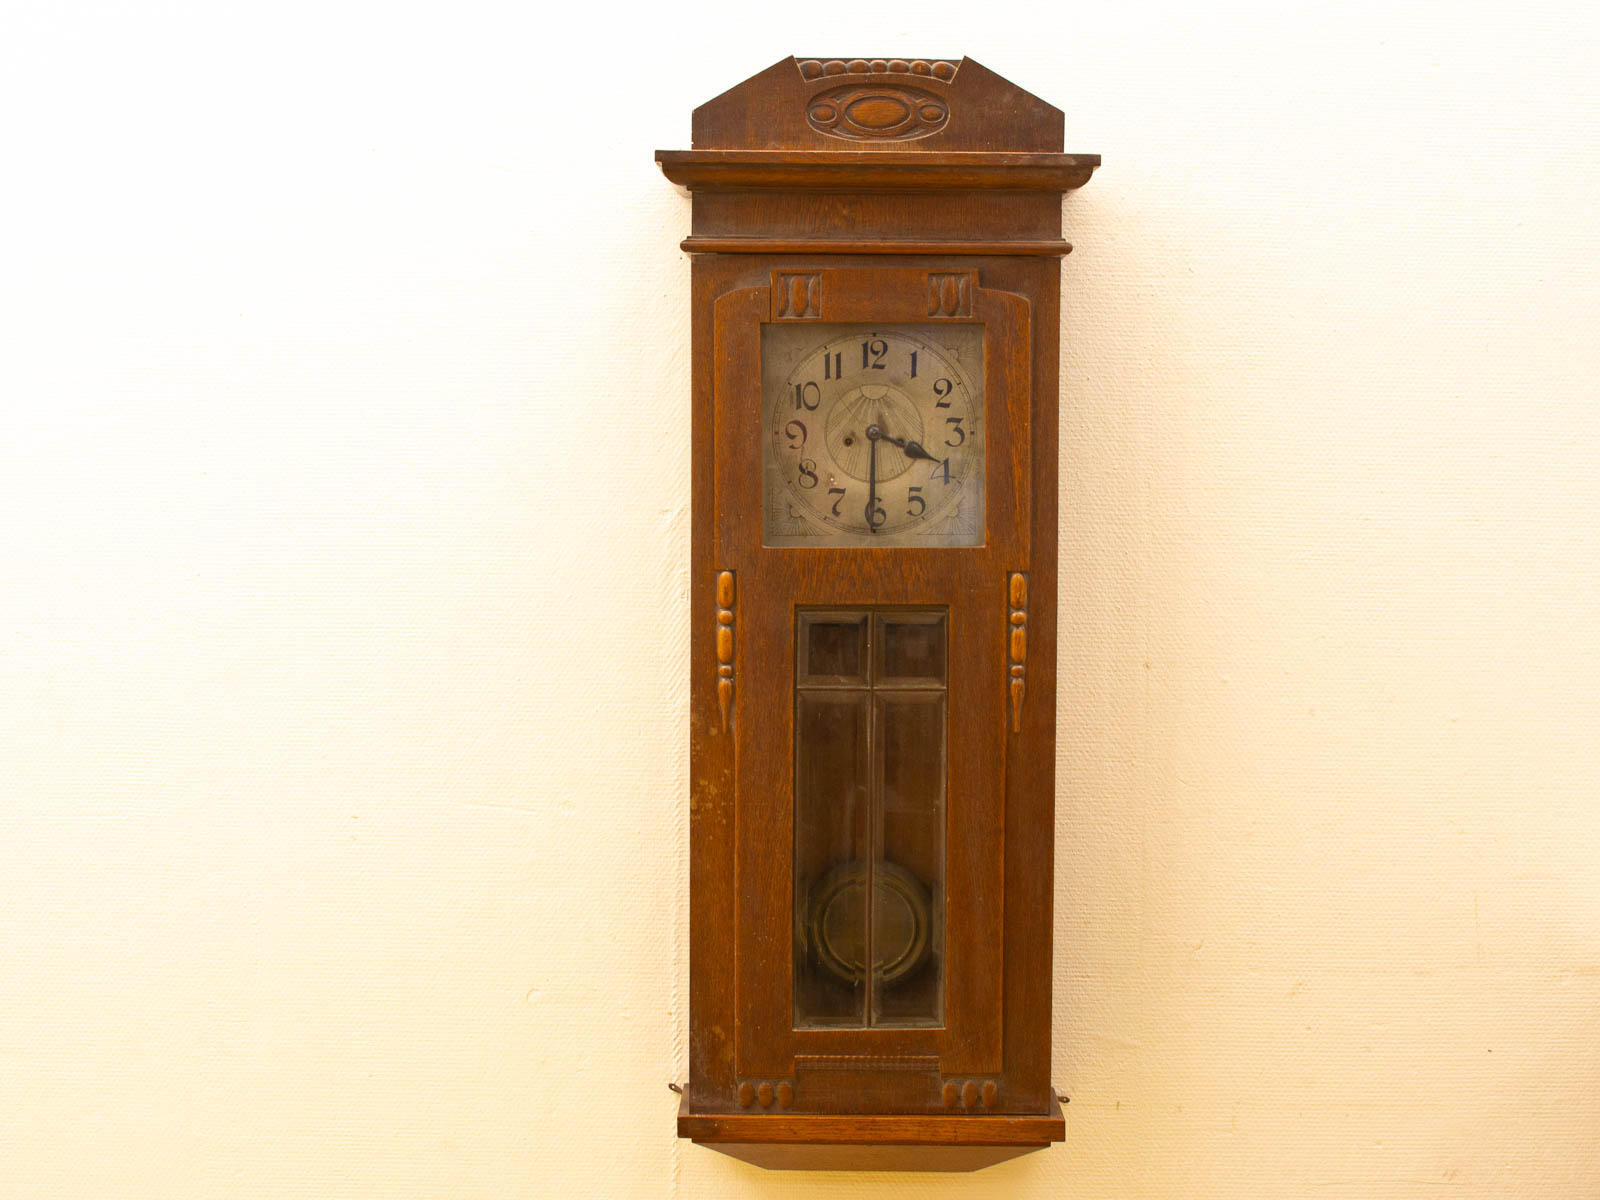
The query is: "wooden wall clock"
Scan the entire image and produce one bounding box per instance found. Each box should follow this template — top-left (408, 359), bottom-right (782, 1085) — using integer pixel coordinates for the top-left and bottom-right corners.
top-left (657, 56), bottom-right (1098, 1172)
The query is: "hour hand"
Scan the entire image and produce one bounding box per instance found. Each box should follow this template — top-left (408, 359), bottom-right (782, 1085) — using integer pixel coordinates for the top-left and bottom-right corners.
top-left (873, 429), bottom-right (938, 462)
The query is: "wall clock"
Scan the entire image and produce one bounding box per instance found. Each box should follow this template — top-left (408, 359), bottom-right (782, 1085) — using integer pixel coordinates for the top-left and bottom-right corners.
top-left (658, 55), bottom-right (1098, 1172)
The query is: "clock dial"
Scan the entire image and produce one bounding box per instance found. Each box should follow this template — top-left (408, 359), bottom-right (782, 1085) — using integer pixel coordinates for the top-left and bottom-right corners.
top-left (762, 323), bottom-right (985, 547)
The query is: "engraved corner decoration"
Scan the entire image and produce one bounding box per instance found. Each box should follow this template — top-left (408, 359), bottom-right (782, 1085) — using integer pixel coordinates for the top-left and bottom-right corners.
top-left (1007, 572), bottom-right (1027, 734)
top-left (773, 271), bottom-right (821, 320)
top-left (927, 271), bottom-right (974, 318)
top-left (715, 570), bottom-right (735, 732)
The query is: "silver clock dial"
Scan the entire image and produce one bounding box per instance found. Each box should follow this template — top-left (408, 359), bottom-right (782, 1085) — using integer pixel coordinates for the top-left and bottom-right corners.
top-left (762, 323), bottom-right (985, 548)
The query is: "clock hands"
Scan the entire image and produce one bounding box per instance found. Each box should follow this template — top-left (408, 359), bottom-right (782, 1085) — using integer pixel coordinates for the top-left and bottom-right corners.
top-left (872, 427), bottom-right (940, 463)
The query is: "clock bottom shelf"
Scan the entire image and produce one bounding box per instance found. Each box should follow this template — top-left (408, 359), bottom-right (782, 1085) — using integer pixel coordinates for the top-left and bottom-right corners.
top-left (677, 1093), bottom-right (1065, 1172)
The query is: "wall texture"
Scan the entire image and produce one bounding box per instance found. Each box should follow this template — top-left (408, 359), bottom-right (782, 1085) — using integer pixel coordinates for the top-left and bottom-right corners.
top-left (3, 3), bottom-right (1597, 1197)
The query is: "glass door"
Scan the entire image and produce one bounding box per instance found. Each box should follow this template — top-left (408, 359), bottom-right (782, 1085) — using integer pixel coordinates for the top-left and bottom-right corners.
top-left (793, 608), bottom-right (947, 1029)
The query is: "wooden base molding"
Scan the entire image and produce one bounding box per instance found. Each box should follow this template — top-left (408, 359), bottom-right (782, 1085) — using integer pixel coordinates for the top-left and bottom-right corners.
top-left (677, 1094), bottom-right (1065, 1173)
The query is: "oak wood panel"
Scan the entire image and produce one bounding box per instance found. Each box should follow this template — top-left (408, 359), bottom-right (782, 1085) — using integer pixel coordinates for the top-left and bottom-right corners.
top-left (684, 252), bottom-right (1067, 1118)
top-left (685, 252), bottom-right (737, 1112)
top-left (690, 190), bottom-right (1065, 244)
top-left (714, 270), bottom-right (1032, 1104)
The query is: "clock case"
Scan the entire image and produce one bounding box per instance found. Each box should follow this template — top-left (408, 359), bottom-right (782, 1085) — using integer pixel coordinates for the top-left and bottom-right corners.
top-left (658, 57), bottom-right (1098, 1172)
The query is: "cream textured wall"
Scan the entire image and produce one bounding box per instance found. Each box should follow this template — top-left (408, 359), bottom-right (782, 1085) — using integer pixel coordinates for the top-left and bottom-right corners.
top-left (3, 3), bottom-right (1598, 1197)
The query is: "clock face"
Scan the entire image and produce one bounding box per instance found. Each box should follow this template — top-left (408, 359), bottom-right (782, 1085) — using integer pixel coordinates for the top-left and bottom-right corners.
top-left (762, 323), bottom-right (985, 547)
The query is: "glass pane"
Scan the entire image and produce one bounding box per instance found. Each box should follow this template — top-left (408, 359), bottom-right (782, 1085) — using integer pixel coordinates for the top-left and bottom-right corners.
top-left (794, 606), bottom-right (948, 1031)
top-left (799, 612), bottom-right (868, 684)
top-left (794, 691), bottom-right (870, 1026)
top-left (878, 612), bottom-right (946, 686)
top-left (872, 693), bottom-right (945, 1026)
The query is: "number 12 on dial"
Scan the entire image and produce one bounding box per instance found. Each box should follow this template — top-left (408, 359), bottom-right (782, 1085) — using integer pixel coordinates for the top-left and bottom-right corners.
top-left (761, 323), bottom-right (985, 548)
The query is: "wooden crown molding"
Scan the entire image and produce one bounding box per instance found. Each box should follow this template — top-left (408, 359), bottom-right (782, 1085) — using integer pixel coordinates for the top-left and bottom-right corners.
top-left (656, 150), bottom-right (1100, 194)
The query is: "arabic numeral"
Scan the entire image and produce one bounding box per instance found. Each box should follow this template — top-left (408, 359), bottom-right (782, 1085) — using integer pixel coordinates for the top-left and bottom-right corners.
top-left (861, 337), bottom-right (888, 370)
top-left (784, 420), bottom-right (807, 451)
top-left (798, 459), bottom-right (818, 488)
top-left (931, 458), bottom-right (951, 485)
top-left (933, 378), bottom-right (954, 408)
top-left (906, 486), bottom-right (926, 517)
top-left (944, 416), bottom-right (965, 447)
top-left (795, 381), bottom-right (821, 411)
top-left (828, 487), bottom-right (846, 516)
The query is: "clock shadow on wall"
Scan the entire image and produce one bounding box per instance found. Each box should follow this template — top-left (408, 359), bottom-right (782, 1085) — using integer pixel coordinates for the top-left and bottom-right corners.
top-left (658, 54), bottom-right (1098, 1172)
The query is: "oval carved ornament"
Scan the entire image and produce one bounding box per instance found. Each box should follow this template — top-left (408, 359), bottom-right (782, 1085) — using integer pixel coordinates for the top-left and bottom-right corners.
top-left (807, 83), bottom-right (948, 141)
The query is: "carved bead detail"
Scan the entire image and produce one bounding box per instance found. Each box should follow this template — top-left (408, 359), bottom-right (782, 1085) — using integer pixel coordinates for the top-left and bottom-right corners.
top-left (943, 1078), bottom-right (999, 1110)
top-left (774, 271), bottom-right (821, 320)
top-left (797, 58), bottom-right (958, 80)
top-left (927, 272), bottom-right (973, 317)
top-left (737, 1079), bottom-right (794, 1110)
top-left (715, 570), bottom-right (735, 732)
top-left (1008, 572), bottom-right (1027, 734)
